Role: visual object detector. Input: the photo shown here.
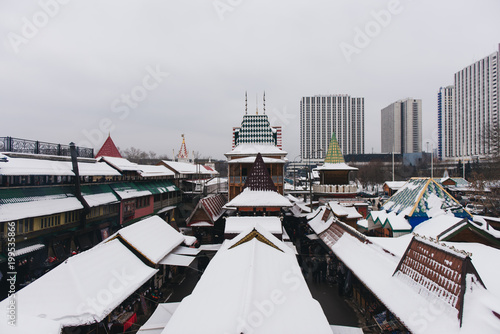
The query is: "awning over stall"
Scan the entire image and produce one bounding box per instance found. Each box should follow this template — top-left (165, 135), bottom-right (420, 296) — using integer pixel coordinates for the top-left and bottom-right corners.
top-left (159, 254), bottom-right (196, 267)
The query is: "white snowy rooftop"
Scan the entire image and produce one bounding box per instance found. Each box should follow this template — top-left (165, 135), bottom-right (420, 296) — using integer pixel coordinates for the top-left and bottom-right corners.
top-left (0, 154), bottom-right (121, 176)
top-left (0, 239), bottom-right (157, 329)
top-left (137, 164), bottom-right (175, 178)
top-left (98, 156), bottom-right (142, 172)
top-left (160, 160), bottom-right (218, 176)
top-left (328, 202), bottom-right (363, 219)
top-left (137, 303), bottom-right (180, 334)
top-left (227, 156), bottom-right (286, 164)
top-left (161, 224), bottom-right (332, 334)
top-left (413, 214), bottom-right (466, 240)
top-left (314, 162), bottom-right (358, 171)
top-left (224, 216), bottom-right (283, 236)
top-left (112, 215), bottom-right (185, 264)
top-left (384, 181), bottom-right (407, 190)
top-left (225, 143), bottom-right (287, 157)
top-left (307, 206), bottom-right (334, 234)
top-left (224, 188), bottom-right (292, 208)
top-left (328, 231), bottom-right (500, 334)
top-left (0, 196), bottom-right (83, 223)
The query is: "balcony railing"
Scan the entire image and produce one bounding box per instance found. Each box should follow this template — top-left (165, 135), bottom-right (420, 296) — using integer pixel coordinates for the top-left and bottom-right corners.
top-left (313, 184), bottom-right (358, 194)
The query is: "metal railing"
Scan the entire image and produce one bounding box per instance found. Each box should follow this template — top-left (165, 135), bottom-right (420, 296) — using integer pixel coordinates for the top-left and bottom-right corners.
top-left (0, 137), bottom-right (94, 158)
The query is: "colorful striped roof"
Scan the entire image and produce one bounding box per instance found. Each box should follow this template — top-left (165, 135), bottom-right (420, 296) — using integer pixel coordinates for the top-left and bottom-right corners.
top-left (324, 132), bottom-right (344, 164)
top-left (382, 178), bottom-right (471, 220)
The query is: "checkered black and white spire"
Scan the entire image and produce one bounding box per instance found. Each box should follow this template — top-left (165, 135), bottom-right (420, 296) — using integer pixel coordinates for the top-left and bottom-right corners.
top-left (234, 114), bottom-right (276, 146)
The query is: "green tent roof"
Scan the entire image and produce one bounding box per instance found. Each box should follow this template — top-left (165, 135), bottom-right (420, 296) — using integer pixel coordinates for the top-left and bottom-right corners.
top-left (324, 132), bottom-right (345, 164)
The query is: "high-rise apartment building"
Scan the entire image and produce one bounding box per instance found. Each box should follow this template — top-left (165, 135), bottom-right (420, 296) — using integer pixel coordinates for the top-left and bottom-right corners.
top-left (438, 86), bottom-right (454, 160)
top-left (381, 98), bottom-right (422, 154)
top-left (300, 95), bottom-right (364, 162)
top-left (440, 45), bottom-right (499, 160)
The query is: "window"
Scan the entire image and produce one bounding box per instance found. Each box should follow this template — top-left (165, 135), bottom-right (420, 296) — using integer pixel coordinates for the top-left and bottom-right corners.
top-left (41, 215), bottom-right (61, 229)
top-left (136, 196), bottom-right (150, 209)
top-left (65, 211), bottom-right (79, 223)
top-left (16, 218), bottom-right (34, 234)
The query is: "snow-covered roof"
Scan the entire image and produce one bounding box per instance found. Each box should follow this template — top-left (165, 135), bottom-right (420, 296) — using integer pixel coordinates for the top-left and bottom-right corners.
top-left (384, 212), bottom-right (412, 231)
top-left (307, 206), bottom-right (334, 234)
top-left (0, 155), bottom-right (120, 176)
top-left (413, 215), bottom-right (466, 240)
top-left (187, 194), bottom-right (226, 226)
top-left (14, 243), bottom-right (45, 257)
top-left (224, 188), bottom-right (292, 208)
top-left (80, 184), bottom-right (120, 207)
top-left (99, 156), bottom-right (142, 172)
top-left (0, 314), bottom-right (62, 334)
top-left (76, 161), bottom-right (122, 176)
top-left (137, 303), bottom-right (180, 334)
top-left (367, 210), bottom-right (412, 232)
top-left (227, 156), bottom-right (286, 164)
top-left (384, 181), bottom-right (407, 190)
top-left (356, 219), bottom-right (369, 229)
top-left (328, 202), bottom-right (363, 219)
top-left (0, 239), bottom-right (158, 329)
top-left (161, 223), bottom-right (331, 334)
top-left (225, 143), bottom-right (287, 157)
top-left (110, 182), bottom-right (152, 200)
top-left (320, 223), bottom-right (500, 334)
top-left (224, 216), bottom-right (283, 235)
top-left (138, 164), bottom-right (175, 178)
top-left (314, 162), bottom-right (358, 171)
top-left (382, 178), bottom-right (471, 222)
top-left (0, 196), bottom-right (83, 222)
top-left (99, 156), bottom-right (176, 177)
top-left (160, 160), bottom-right (218, 176)
top-left (113, 215), bottom-right (185, 264)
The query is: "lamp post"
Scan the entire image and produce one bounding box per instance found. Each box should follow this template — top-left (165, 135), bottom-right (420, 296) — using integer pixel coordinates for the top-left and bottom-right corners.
top-left (308, 149), bottom-right (323, 209)
top-left (427, 141), bottom-right (433, 179)
top-left (292, 155), bottom-right (301, 191)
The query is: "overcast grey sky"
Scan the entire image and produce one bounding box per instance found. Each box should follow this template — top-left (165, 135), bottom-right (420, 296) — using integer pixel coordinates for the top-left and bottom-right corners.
top-left (1, 0), bottom-right (499, 160)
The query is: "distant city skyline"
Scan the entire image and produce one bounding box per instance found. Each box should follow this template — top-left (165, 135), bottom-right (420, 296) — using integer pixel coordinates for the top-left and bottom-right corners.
top-left (381, 98), bottom-right (422, 154)
top-left (1, 1), bottom-right (499, 160)
top-left (439, 44), bottom-right (499, 160)
top-left (300, 95), bottom-right (364, 162)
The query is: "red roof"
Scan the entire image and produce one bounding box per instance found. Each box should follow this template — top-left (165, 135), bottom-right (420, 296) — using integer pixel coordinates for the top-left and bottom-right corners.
top-left (95, 135), bottom-right (122, 158)
top-left (201, 194), bottom-right (226, 222)
top-left (186, 194), bottom-right (227, 226)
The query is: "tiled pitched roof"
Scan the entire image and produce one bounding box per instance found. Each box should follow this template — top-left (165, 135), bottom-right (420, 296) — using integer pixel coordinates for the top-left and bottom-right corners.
top-left (393, 237), bottom-right (485, 323)
top-left (243, 153), bottom-right (277, 192)
top-left (200, 194), bottom-right (226, 222)
top-left (95, 135), bottom-right (122, 158)
top-left (324, 132), bottom-right (345, 164)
